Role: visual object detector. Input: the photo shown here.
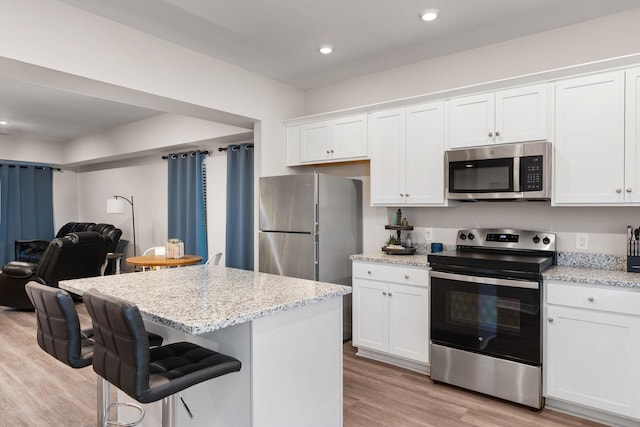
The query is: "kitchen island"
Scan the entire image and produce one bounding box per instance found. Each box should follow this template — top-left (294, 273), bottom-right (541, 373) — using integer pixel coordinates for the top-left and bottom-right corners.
top-left (60, 264), bottom-right (351, 427)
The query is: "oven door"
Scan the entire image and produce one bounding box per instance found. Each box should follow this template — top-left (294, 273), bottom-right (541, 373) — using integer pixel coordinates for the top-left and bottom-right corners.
top-left (430, 270), bottom-right (541, 365)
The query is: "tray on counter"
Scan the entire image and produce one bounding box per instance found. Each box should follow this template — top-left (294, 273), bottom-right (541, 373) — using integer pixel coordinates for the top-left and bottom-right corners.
top-left (382, 246), bottom-right (417, 255)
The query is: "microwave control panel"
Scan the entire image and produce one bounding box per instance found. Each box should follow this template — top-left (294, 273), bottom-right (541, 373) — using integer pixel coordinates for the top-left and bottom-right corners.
top-left (521, 156), bottom-right (543, 191)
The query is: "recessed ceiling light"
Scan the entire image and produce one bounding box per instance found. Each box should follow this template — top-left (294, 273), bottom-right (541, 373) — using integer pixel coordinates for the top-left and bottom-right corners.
top-left (420, 8), bottom-right (439, 22)
top-left (318, 45), bottom-right (334, 55)
top-left (0, 121), bottom-right (7, 125)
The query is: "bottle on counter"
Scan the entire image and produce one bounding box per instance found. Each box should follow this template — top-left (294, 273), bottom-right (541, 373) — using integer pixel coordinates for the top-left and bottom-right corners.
top-left (405, 233), bottom-right (412, 248)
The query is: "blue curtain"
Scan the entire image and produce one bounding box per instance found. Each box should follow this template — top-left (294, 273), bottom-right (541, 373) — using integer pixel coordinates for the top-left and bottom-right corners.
top-left (225, 143), bottom-right (254, 270)
top-left (0, 163), bottom-right (54, 266)
top-left (167, 151), bottom-right (208, 262)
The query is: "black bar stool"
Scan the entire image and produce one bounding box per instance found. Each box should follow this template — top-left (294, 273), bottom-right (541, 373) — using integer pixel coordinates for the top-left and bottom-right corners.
top-left (24, 281), bottom-right (163, 426)
top-left (83, 288), bottom-right (242, 427)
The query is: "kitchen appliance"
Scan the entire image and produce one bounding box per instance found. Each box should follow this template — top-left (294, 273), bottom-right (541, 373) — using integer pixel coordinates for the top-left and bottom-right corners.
top-left (258, 172), bottom-right (363, 340)
top-left (428, 228), bottom-right (556, 409)
top-left (445, 141), bottom-right (551, 201)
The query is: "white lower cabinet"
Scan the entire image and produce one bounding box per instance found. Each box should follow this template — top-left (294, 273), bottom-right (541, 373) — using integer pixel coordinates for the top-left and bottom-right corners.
top-left (352, 261), bottom-right (429, 370)
top-left (545, 281), bottom-right (640, 421)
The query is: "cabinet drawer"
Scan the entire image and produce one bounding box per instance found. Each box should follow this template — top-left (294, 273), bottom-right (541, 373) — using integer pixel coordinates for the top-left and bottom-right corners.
top-left (353, 262), bottom-right (428, 287)
top-left (547, 281), bottom-right (640, 316)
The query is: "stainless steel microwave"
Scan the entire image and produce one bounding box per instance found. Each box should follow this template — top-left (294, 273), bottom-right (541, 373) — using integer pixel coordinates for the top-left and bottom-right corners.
top-left (445, 141), bottom-right (551, 201)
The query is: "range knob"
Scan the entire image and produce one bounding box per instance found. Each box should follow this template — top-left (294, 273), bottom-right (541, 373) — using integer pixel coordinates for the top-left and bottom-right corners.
top-left (543, 236), bottom-right (551, 245)
top-left (533, 235), bottom-right (540, 244)
top-left (467, 233), bottom-right (475, 240)
top-left (459, 233), bottom-right (467, 240)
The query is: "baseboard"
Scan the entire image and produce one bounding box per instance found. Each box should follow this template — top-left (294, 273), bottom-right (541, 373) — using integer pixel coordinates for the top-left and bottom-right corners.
top-left (545, 398), bottom-right (640, 427)
top-left (355, 347), bottom-right (429, 375)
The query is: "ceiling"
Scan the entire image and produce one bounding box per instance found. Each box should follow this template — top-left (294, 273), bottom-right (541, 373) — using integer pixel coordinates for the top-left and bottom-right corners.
top-left (3, 0), bottom-right (640, 143)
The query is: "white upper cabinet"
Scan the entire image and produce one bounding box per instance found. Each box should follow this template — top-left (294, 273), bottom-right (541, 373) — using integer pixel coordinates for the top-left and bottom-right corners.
top-left (553, 71), bottom-right (626, 204)
top-left (447, 84), bottom-right (551, 149)
top-left (287, 114), bottom-right (368, 166)
top-left (370, 102), bottom-right (446, 206)
top-left (625, 66), bottom-right (640, 203)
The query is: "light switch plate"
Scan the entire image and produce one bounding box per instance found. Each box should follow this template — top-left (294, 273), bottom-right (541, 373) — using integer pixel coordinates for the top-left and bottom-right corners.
top-left (576, 233), bottom-right (588, 250)
top-left (425, 228), bottom-right (433, 241)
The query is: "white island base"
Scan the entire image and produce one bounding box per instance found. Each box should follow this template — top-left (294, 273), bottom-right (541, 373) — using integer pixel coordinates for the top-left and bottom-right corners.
top-left (118, 297), bottom-right (343, 427)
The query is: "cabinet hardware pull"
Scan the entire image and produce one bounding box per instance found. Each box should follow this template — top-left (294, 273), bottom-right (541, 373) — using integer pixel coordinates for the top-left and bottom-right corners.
top-left (405, 193), bottom-right (409, 197)
top-left (388, 292), bottom-right (392, 296)
top-left (495, 131), bottom-right (501, 136)
top-left (548, 317), bottom-right (554, 323)
top-left (488, 132), bottom-right (493, 137)
top-left (627, 188), bottom-right (633, 193)
top-left (588, 297), bottom-right (594, 302)
top-left (404, 275), bottom-right (410, 279)
top-left (326, 150), bottom-right (330, 154)
top-left (330, 149), bottom-right (334, 153)
top-left (382, 291), bottom-right (387, 296)
top-left (400, 193), bottom-right (405, 197)
top-left (616, 188), bottom-right (622, 193)
top-left (367, 270), bottom-right (371, 275)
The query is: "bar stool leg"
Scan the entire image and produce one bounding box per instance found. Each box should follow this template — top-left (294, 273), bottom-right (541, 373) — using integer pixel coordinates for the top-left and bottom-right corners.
top-left (97, 377), bottom-right (111, 427)
top-left (162, 394), bottom-right (176, 427)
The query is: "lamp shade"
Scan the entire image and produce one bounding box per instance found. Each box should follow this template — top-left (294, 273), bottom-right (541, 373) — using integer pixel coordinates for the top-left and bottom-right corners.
top-left (106, 198), bottom-right (127, 214)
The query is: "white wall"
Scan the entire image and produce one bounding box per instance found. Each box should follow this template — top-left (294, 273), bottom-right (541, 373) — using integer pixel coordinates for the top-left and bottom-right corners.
top-left (301, 8), bottom-right (640, 256)
top-left (0, 0), bottom-right (305, 267)
top-left (0, 135), bottom-right (64, 164)
top-left (305, 8), bottom-right (640, 114)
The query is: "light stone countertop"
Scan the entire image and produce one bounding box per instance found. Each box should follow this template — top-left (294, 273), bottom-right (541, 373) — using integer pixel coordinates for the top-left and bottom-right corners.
top-left (60, 265), bottom-right (351, 335)
top-left (543, 266), bottom-right (640, 289)
top-left (350, 253), bottom-right (428, 268)
top-left (351, 252), bottom-right (640, 289)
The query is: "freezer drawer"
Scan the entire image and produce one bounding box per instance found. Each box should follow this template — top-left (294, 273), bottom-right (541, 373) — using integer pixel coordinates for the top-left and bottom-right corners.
top-left (259, 232), bottom-right (316, 280)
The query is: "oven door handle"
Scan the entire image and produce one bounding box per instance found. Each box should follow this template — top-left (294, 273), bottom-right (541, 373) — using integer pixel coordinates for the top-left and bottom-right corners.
top-left (430, 271), bottom-right (539, 289)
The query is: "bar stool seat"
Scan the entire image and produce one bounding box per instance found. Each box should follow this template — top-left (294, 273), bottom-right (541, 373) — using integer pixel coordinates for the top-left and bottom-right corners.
top-left (24, 281), bottom-right (163, 426)
top-left (83, 288), bottom-right (242, 427)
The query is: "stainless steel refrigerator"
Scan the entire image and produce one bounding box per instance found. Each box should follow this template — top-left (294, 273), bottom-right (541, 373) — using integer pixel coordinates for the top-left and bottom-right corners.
top-left (258, 172), bottom-right (363, 341)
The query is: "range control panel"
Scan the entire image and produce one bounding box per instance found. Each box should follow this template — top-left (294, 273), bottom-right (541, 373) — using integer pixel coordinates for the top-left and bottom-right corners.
top-left (456, 228), bottom-right (556, 251)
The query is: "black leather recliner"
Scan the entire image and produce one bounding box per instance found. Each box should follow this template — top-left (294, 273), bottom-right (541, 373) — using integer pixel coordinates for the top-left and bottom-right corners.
top-left (14, 222), bottom-right (121, 264)
top-left (0, 231), bottom-right (111, 310)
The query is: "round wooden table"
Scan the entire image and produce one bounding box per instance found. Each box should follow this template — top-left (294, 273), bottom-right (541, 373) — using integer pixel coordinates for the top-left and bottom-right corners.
top-left (125, 254), bottom-right (203, 268)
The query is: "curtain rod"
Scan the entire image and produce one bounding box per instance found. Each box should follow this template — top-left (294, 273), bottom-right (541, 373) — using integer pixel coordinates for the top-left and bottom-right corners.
top-left (0, 163), bottom-right (61, 171)
top-left (218, 144), bottom-right (254, 152)
top-left (161, 150), bottom-right (209, 160)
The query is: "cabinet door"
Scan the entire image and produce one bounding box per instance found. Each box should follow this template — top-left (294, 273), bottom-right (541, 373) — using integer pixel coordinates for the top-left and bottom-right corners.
top-left (405, 102), bottom-right (446, 205)
top-left (625, 67), bottom-right (640, 203)
top-left (447, 93), bottom-right (495, 148)
top-left (352, 279), bottom-right (388, 353)
top-left (388, 283), bottom-right (429, 363)
top-left (495, 84), bottom-right (549, 144)
top-left (299, 121), bottom-right (331, 163)
top-left (333, 115), bottom-right (368, 160)
top-left (545, 305), bottom-right (640, 419)
top-left (370, 109), bottom-right (406, 205)
top-left (554, 71), bottom-right (625, 204)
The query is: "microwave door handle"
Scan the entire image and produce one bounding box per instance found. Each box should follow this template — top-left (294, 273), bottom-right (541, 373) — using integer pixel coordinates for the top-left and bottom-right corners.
top-left (513, 157), bottom-right (521, 192)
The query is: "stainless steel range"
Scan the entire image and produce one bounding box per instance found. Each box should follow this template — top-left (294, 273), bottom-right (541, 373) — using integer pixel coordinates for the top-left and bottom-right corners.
top-left (428, 228), bottom-right (556, 409)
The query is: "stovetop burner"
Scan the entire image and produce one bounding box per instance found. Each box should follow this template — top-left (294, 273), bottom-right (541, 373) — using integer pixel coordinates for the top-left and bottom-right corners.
top-left (428, 228), bottom-right (557, 275)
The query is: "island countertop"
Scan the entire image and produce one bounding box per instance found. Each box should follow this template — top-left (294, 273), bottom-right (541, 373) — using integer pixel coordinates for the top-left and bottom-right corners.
top-left (60, 265), bottom-right (351, 335)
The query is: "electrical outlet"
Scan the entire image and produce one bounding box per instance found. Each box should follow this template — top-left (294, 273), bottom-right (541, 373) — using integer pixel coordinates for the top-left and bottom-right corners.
top-left (576, 233), bottom-right (589, 250)
top-left (425, 228), bottom-right (433, 241)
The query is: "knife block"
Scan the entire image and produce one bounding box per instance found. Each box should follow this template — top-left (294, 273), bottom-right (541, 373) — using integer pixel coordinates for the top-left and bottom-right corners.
top-left (627, 256), bottom-right (640, 273)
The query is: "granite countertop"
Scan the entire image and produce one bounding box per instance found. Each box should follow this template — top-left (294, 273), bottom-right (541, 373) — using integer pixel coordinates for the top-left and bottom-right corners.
top-left (350, 253), bottom-right (428, 268)
top-left (352, 251), bottom-right (640, 289)
top-left (543, 266), bottom-right (640, 289)
top-left (60, 265), bottom-right (351, 335)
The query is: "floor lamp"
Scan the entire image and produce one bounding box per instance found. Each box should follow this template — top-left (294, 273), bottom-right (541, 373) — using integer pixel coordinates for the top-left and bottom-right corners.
top-left (106, 195), bottom-right (137, 256)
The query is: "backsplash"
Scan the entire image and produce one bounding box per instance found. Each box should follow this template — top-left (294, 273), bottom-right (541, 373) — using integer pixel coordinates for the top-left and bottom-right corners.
top-left (556, 252), bottom-right (625, 271)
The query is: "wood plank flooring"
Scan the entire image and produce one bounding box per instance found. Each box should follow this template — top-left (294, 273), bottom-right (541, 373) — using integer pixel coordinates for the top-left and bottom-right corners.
top-left (1, 304), bottom-right (604, 426)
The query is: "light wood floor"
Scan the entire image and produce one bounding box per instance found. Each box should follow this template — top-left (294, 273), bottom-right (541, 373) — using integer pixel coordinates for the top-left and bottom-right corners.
top-left (1, 304), bottom-right (604, 427)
